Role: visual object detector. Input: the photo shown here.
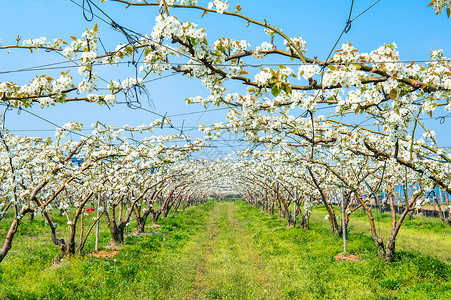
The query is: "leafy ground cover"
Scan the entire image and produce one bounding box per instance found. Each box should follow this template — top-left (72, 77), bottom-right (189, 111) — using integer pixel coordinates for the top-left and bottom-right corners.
top-left (0, 201), bottom-right (450, 299)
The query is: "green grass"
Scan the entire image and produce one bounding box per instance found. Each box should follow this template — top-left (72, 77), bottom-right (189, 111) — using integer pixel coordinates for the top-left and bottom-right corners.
top-left (310, 206), bottom-right (451, 263)
top-left (0, 200), bottom-right (450, 299)
top-left (235, 202), bottom-right (451, 299)
top-left (0, 203), bottom-right (214, 299)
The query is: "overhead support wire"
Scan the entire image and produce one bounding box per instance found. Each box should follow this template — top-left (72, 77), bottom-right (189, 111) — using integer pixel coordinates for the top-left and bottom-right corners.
top-left (324, 0), bottom-right (381, 64)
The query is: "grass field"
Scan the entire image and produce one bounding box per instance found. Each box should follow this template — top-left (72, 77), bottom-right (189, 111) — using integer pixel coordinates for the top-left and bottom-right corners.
top-left (0, 201), bottom-right (450, 299)
top-left (309, 207), bottom-right (451, 263)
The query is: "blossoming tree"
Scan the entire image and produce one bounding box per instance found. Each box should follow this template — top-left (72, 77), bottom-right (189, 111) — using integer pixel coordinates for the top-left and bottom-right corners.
top-left (1, 0), bottom-right (451, 263)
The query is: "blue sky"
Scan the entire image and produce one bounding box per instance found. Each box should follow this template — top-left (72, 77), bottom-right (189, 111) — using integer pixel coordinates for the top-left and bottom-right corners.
top-left (1, 0), bottom-right (451, 157)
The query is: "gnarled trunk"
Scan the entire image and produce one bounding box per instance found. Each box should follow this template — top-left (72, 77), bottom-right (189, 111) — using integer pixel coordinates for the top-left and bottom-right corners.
top-left (104, 200), bottom-right (127, 244)
top-left (150, 209), bottom-right (162, 223)
top-left (268, 202), bottom-right (274, 215)
top-left (109, 222), bottom-right (126, 244)
top-left (161, 209), bottom-right (169, 219)
top-left (299, 212), bottom-right (310, 229)
top-left (136, 210), bottom-right (151, 233)
top-left (384, 238), bottom-right (396, 262)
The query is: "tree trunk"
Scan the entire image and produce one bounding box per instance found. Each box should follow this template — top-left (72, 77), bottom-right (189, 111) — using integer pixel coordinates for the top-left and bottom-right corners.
top-left (0, 217), bottom-right (21, 262)
top-left (161, 209), bottom-right (169, 219)
top-left (136, 210), bottom-right (151, 233)
top-left (300, 213), bottom-right (310, 229)
top-left (268, 202), bottom-right (274, 215)
top-left (286, 211), bottom-right (294, 227)
top-left (434, 197), bottom-right (451, 226)
top-left (67, 224), bottom-right (77, 255)
top-left (136, 218), bottom-right (146, 233)
top-left (104, 204), bottom-right (126, 244)
top-left (373, 235), bottom-right (386, 261)
top-left (109, 222), bottom-right (125, 244)
top-left (150, 209), bottom-right (161, 223)
top-left (385, 238), bottom-right (396, 262)
top-left (326, 202), bottom-right (341, 235)
top-left (307, 167), bottom-right (340, 235)
top-left (1, 208), bottom-right (33, 260)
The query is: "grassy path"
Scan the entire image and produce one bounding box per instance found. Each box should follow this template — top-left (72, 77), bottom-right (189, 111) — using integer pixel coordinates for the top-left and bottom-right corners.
top-left (183, 201), bottom-right (276, 299)
top-left (176, 201), bottom-right (451, 299)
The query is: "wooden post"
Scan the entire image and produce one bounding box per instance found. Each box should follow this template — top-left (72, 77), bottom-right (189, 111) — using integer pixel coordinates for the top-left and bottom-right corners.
top-left (341, 186), bottom-right (347, 254)
top-left (95, 191), bottom-right (100, 252)
top-left (341, 165), bottom-right (347, 254)
top-left (293, 190), bottom-right (297, 226)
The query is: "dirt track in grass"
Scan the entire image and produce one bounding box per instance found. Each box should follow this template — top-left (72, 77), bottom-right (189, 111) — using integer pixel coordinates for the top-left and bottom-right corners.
top-left (183, 201), bottom-right (276, 299)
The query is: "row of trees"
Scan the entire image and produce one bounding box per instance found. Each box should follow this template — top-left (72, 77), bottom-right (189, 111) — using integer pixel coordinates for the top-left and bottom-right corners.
top-left (225, 149), bottom-right (450, 262)
top-left (1, 0), bottom-right (450, 263)
top-left (0, 121), bottom-right (223, 261)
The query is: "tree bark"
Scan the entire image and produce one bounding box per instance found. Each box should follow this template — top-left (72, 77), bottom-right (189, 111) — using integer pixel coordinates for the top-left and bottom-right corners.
top-left (0, 207), bottom-right (32, 262)
top-left (307, 167), bottom-right (341, 235)
top-left (135, 209), bottom-right (151, 233)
